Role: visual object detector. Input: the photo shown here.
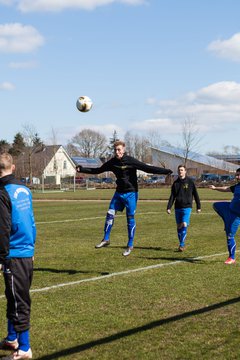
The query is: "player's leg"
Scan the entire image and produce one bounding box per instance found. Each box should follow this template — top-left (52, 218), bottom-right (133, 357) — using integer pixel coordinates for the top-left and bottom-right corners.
top-left (0, 261), bottom-right (19, 351)
top-left (14, 258), bottom-right (33, 359)
top-left (103, 208), bottom-right (116, 241)
top-left (213, 202), bottom-right (237, 264)
top-left (2, 258), bottom-right (33, 358)
top-left (123, 192), bottom-right (138, 256)
top-left (175, 208), bottom-right (191, 251)
top-left (95, 192), bottom-right (124, 248)
top-left (224, 213), bottom-right (240, 264)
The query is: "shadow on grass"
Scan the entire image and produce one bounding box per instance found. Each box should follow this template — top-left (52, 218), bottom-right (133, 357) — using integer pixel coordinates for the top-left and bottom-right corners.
top-left (34, 268), bottom-right (107, 276)
top-left (139, 256), bottom-right (203, 264)
top-left (33, 296), bottom-right (240, 360)
top-left (111, 245), bottom-right (170, 252)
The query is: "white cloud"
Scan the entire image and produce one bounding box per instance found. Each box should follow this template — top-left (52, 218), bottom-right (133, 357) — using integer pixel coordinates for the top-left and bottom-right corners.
top-left (207, 33), bottom-right (240, 62)
top-left (14, 0), bottom-right (146, 12)
top-left (0, 23), bottom-right (44, 53)
top-left (0, 81), bottom-right (15, 90)
top-left (131, 81), bottom-right (240, 135)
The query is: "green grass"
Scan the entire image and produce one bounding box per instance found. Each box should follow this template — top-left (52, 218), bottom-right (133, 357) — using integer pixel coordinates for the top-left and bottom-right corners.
top-left (0, 194), bottom-right (239, 359)
top-left (32, 187), bottom-right (233, 201)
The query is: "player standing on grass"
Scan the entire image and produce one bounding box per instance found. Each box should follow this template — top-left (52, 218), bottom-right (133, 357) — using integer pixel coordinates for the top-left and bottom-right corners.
top-left (0, 153), bottom-right (36, 360)
top-left (167, 164), bottom-right (201, 251)
top-left (76, 140), bottom-right (172, 256)
top-left (209, 168), bottom-right (240, 264)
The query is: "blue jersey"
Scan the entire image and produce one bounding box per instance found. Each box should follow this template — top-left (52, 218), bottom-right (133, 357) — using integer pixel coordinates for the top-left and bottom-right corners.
top-left (230, 183), bottom-right (240, 216)
top-left (0, 175), bottom-right (36, 262)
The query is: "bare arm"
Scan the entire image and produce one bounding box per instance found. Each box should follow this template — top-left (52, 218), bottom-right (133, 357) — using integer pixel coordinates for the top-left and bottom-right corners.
top-left (209, 185), bottom-right (231, 192)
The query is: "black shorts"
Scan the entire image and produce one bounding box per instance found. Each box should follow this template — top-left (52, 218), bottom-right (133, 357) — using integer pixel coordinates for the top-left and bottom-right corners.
top-left (3, 257), bottom-right (33, 332)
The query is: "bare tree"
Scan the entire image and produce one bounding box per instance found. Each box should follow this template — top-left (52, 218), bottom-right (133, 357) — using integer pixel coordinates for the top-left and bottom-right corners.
top-left (70, 129), bottom-right (107, 158)
top-left (180, 117), bottom-right (203, 166)
top-left (124, 131), bottom-right (151, 162)
top-left (223, 145), bottom-right (240, 154)
top-left (22, 124), bottom-right (44, 184)
top-left (65, 143), bottom-right (81, 157)
top-left (146, 130), bottom-right (172, 149)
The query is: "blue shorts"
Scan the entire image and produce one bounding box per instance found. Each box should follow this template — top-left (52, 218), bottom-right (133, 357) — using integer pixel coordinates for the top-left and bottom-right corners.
top-left (213, 202), bottom-right (240, 237)
top-left (109, 192), bottom-right (138, 216)
top-left (175, 208), bottom-right (192, 225)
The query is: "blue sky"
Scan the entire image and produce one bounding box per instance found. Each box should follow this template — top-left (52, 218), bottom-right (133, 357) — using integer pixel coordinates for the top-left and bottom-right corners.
top-left (1, 0), bottom-right (240, 154)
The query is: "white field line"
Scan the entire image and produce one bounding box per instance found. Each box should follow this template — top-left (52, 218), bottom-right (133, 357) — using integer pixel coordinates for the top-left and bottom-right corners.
top-left (36, 212), bottom-right (214, 225)
top-left (0, 250), bottom-right (237, 299)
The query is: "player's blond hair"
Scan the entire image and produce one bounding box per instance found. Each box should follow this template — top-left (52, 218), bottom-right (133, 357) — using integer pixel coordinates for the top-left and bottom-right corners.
top-left (114, 140), bottom-right (125, 148)
top-left (0, 153), bottom-right (13, 176)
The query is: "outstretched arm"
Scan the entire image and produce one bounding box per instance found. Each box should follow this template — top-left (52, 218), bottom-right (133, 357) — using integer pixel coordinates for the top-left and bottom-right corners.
top-left (209, 185), bottom-right (231, 192)
top-left (76, 161), bottom-right (110, 175)
top-left (130, 157), bottom-right (172, 175)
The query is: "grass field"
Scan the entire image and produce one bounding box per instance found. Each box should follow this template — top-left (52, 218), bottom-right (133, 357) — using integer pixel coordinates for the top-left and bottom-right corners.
top-left (0, 189), bottom-right (239, 359)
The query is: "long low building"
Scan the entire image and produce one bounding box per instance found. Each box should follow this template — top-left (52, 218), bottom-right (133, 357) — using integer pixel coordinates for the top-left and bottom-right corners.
top-left (151, 146), bottom-right (239, 176)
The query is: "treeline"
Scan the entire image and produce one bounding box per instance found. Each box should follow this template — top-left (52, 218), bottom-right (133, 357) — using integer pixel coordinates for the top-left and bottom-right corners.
top-left (0, 128), bottom-right (171, 163)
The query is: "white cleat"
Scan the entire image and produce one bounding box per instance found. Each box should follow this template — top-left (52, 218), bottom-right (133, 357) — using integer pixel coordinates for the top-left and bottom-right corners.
top-left (2, 348), bottom-right (32, 360)
top-left (122, 247), bottom-right (133, 256)
top-left (95, 240), bottom-right (110, 249)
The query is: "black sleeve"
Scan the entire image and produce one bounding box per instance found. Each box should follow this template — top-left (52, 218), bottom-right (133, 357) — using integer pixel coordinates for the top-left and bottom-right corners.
top-left (78, 160), bottom-right (112, 175)
top-left (167, 184), bottom-right (176, 209)
top-left (0, 190), bottom-right (11, 263)
top-left (130, 157), bottom-right (172, 175)
top-left (192, 182), bottom-right (201, 210)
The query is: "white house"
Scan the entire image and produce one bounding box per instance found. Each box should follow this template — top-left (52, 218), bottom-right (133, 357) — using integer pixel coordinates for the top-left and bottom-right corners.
top-left (42, 145), bottom-right (76, 184)
top-left (16, 145), bottom-right (76, 185)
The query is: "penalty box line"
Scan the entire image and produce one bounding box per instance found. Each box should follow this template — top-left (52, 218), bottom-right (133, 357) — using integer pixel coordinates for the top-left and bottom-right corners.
top-left (0, 251), bottom-right (237, 299)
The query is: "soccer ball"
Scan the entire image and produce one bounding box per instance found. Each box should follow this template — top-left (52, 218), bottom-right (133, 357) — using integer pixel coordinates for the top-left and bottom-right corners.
top-left (76, 95), bottom-right (93, 112)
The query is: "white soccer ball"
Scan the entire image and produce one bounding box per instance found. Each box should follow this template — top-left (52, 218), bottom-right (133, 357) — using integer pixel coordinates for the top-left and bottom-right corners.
top-left (76, 95), bottom-right (93, 112)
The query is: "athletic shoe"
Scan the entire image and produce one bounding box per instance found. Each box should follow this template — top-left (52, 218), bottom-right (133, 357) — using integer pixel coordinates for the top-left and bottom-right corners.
top-left (1, 349), bottom-right (32, 360)
top-left (95, 240), bottom-right (110, 249)
top-left (0, 338), bottom-right (19, 351)
top-left (122, 247), bottom-right (132, 256)
top-left (178, 246), bottom-right (185, 252)
top-left (224, 257), bottom-right (236, 265)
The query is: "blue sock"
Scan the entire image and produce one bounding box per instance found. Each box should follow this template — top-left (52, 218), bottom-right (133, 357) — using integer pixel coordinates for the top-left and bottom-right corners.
top-left (7, 319), bottom-right (17, 341)
top-left (127, 216), bottom-right (136, 248)
top-left (103, 210), bottom-right (115, 241)
top-left (177, 226), bottom-right (187, 247)
top-left (227, 237), bottom-right (236, 259)
top-left (18, 330), bottom-right (30, 352)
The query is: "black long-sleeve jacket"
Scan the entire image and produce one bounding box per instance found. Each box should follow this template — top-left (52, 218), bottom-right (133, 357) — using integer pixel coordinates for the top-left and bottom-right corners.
top-left (167, 176), bottom-right (201, 210)
top-left (78, 154), bottom-right (172, 193)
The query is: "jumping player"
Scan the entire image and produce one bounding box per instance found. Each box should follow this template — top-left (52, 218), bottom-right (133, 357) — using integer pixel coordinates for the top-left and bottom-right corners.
top-left (167, 164), bottom-right (201, 251)
top-left (76, 140), bottom-right (172, 256)
top-left (209, 168), bottom-right (240, 264)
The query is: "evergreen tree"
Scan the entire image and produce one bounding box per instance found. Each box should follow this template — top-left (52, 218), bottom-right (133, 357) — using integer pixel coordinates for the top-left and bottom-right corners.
top-left (0, 140), bottom-right (10, 153)
top-left (9, 132), bottom-right (26, 156)
top-left (32, 133), bottom-right (44, 149)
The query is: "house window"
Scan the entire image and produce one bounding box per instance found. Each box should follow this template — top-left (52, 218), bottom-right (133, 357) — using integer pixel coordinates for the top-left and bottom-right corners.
top-left (53, 159), bottom-right (57, 170)
top-left (63, 160), bottom-right (67, 170)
